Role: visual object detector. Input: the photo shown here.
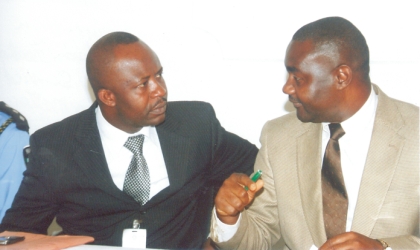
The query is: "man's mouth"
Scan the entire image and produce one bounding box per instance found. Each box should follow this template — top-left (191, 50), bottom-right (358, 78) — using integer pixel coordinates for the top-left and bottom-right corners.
top-left (289, 96), bottom-right (302, 108)
top-left (150, 100), bottom-right (167, 115)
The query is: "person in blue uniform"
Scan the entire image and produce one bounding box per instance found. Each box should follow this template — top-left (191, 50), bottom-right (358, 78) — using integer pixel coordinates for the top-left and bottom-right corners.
top-left (0, 101), bottom-right (29, 221)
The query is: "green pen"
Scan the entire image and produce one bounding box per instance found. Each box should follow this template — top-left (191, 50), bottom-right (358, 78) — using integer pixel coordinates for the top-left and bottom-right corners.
top-left (244, 170), bottom-right (262, 191)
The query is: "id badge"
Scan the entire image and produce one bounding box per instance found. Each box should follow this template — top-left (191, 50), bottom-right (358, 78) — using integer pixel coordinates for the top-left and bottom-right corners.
top-left (122, 219), bottom-right (147, 248)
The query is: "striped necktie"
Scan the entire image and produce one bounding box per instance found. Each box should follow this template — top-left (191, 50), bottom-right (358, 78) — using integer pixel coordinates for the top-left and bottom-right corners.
top-left (321, 123), bottom-right (348, 239)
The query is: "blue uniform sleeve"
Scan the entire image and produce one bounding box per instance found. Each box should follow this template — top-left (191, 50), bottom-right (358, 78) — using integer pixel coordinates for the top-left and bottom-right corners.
top-left (0, 113), bottom-right (29, 221)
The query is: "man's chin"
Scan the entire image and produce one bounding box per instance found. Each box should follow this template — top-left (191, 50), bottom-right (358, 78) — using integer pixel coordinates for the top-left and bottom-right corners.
top-left (296, 111), bottom-right (313, 123)
top-left (149, 113), bottom-right (166, 126)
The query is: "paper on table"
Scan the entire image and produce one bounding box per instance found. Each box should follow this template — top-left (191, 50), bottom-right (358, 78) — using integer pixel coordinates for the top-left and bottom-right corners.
top-left (0, 231), bottom-right (94, 250)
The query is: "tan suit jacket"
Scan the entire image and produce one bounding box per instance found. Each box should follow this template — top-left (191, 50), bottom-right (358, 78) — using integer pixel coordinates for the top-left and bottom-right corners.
top-left (211, 85), bottom-right (419, 249)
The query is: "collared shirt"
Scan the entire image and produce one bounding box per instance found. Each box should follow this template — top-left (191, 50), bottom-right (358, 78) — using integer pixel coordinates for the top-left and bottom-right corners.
top-left (214, 86), bottom-right (378, 245)
top-left (95, 107), bottom-right (169, 201)
top-left (0, 112), bottom-right (29, 221)
top-left (321, 85), bottom-right (378, 231)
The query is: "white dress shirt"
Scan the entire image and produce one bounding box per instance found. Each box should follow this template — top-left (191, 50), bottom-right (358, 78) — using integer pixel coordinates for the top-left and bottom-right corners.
top-left (215, 86), bottom-right (378, 246)
top-left (95, 107), bottom-right (169, 201)
top-left (322, 86), bottom-right (378, 231)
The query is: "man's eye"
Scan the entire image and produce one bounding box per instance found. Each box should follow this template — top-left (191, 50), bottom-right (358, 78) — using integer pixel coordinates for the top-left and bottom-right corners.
top-left (294, 76), bottom-right (302, 82)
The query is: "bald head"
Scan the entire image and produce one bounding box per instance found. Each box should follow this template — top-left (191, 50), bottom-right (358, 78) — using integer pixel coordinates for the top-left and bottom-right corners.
top-left (293, 16), bottom-right (370, 83)
top-left (86, 32), bottom-right (146, 97)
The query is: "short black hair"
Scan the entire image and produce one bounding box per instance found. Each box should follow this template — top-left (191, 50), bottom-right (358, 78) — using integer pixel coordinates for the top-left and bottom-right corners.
top-left (86, 32), bottom-right (140, 95)
top-left (95, 32), bottom-right (140, 47)
top-left (293, 16), bottom-right (370, 81)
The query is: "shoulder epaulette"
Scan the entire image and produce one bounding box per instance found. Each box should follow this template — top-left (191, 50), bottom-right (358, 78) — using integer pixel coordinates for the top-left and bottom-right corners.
top-left (0, 101), bottom-right (29, 132)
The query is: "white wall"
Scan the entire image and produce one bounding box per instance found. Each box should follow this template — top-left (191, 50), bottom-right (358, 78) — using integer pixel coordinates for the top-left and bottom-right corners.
top-left (0, 0), bottom-right (418, 146)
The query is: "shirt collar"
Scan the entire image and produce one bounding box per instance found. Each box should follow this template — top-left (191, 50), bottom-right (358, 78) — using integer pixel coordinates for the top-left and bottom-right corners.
top-left (323, 85), bottom-right (378, 133)
top-left (95, 106), bottom-right (158, 147)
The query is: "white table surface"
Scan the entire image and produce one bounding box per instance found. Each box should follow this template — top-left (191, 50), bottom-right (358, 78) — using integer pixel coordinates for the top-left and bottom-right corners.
top-left (66, 245), bottom-right (164, 250)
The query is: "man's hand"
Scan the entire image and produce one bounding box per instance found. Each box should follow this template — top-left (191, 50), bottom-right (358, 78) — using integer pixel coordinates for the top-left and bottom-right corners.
top-left (319, 232), bottom-right (384, 250)
top-left (214, 173), bottom-right (264, 225)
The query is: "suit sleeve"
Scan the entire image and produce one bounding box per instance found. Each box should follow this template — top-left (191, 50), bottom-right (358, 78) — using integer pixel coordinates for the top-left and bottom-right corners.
top-left (206, 104), bottom-right (258, 185)
top-left (0, 133), bottom-right (58, 234)
top-left (210, 121), bottom-right (283, 249)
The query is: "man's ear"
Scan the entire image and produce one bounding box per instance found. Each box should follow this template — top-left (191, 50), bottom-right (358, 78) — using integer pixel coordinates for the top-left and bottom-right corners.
top-left (97, 89), bottom-right (116, 107)
top-left (335, 65), bottom-right (352, 90)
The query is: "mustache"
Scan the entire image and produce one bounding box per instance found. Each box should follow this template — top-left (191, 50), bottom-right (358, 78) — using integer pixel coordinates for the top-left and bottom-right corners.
top-left (152, 97), bottom-right (167, 108)
top-left (288, 96), bottom-right (298, 103)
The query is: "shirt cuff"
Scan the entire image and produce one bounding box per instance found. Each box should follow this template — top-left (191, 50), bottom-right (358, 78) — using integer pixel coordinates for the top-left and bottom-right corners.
top-left (309, 244), bottom-right (318, 250)
top-left (213, 208), bottom-right (242, 242)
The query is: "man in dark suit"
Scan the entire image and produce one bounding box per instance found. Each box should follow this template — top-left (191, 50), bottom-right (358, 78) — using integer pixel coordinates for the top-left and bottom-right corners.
top-left (0, 32), bottom-right (258, 249)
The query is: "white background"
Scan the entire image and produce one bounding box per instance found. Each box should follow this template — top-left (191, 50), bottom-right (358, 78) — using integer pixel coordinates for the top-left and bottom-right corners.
top-left (1, 0), bottom-right (419, 146)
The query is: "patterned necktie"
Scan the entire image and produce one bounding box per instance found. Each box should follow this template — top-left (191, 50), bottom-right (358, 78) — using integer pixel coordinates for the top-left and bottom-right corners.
top-left (123, 134), bottom-right (150, 205)
top-left (321, 123), bottom-right (347, 239)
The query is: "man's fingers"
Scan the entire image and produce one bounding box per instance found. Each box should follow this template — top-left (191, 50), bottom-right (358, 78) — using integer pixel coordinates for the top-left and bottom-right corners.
top-left (214, 173), bottom-right (265, 225)
top-left (215, 188), bottom-right (247, 214)
top-left (238, 173), bottom-right (257, 191)
top-left (215, 174), bottom-right (249, 211)
top-left (247, 179), bottom-right (264, 199)
top-left (255, 179), bottom-right (264, 191)
top-left (215, 173), bottom-right (264, 215)
top-left (319, 232), bottom-right (384, 250)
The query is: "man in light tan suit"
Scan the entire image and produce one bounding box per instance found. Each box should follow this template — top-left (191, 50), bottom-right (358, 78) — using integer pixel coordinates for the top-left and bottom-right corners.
top-left (209, 17), bottom-right (419, 250)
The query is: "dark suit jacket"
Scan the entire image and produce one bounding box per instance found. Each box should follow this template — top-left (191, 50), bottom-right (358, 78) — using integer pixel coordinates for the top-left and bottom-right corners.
top-left (0, 101), bottom-right (258, 249)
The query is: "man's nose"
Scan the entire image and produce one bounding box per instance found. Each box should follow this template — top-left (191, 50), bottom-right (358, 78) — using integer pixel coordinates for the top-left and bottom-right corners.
top-left (151, 79), bottom-right (167, 97)
top-left (282, 77), bottom-right (295, 95)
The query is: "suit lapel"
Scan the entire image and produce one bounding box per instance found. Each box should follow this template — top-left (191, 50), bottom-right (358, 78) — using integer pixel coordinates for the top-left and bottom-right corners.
top-left (72, 103), bottom-right (194, 207)
top-left (156, 118), bottom-right (192, 192)
top-left (73, 103), bottom-right (135, 203)
top-left (296, 123), bottom-right (327, 246)
top-left (351, 85), bottom-right (405, 235)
